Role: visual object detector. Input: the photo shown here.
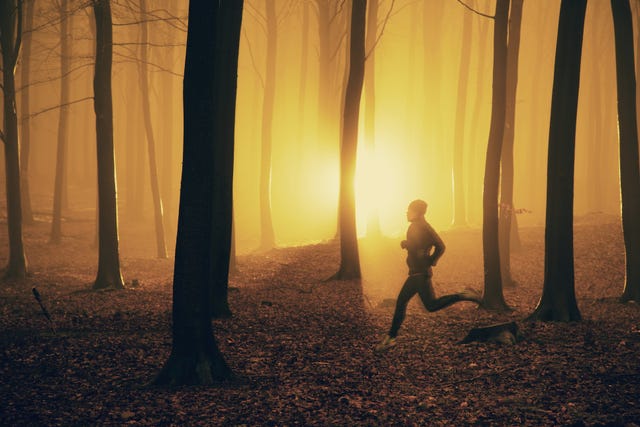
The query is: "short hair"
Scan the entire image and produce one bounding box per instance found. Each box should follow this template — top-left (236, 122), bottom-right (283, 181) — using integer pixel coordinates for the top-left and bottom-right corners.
top-left (408, 199), bottom-right (427, 216)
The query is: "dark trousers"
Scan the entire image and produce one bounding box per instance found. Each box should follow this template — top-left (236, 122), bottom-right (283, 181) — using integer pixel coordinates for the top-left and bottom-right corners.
top-left (388, 274), bottom-right (469, 338)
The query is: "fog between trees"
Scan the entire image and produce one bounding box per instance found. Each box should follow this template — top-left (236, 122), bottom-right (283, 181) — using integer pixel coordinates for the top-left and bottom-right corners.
top-left (0, 0), bottom-right (625, 256)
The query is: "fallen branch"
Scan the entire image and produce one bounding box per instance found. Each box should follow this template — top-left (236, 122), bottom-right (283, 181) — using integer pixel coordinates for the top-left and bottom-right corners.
top-left (32, 287), bottom-right (56, 334)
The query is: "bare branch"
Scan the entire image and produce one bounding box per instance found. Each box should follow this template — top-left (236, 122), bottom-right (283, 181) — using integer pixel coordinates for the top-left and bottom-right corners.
top-left (242, 28), bottom-right (265, 90)
top-left (456, 0), bottom-right (494, 19)
top-left (24, 96), bottom-right (93, 121)
top-left (366, 0), bottom-right (395, 60)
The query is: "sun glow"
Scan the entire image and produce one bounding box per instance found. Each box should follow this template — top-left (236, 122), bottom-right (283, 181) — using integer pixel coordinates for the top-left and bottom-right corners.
top-left (355, 135), bottom-right (408, 238)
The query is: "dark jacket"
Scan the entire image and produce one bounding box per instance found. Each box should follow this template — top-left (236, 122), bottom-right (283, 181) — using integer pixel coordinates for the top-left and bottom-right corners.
top-left (403, 218), bottom-right (445, 275)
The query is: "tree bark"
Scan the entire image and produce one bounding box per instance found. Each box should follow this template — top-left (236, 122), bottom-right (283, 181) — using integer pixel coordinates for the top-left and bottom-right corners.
top-left (1, 0), bottom-right (28, 280)
top-left (51, 0), bottom-right (72, 244)
top-left (259, 0), bottom-right (276, 251)
top-left (528, 0), bottom-right (586, 322)
top-left (209, 1), bottom-right (243, 318)
top-left (611, 0), bottom-right (640, 303)
top-left (498, 0), bottom-right (524, 287)
top-left (481, 0), bottom-right (510, 311)
top-left (154, 0), bottom-right (243, 386)
top-left (331, 0), bottom-right (366, 281)
top-left (92, 0), bottom-right (124, 290)
top-left (138, 0), bottom-right (167, 259)
top-left (19, 0), bottom-right (34, 225)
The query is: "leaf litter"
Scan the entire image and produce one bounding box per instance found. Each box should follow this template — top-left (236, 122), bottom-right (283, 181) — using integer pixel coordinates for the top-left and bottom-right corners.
top-left (0, 213), bottom-right (639, 426)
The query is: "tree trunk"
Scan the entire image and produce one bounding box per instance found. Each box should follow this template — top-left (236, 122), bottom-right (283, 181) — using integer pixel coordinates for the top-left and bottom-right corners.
top-left (1, 0), bottom-right (28, 280)
top-left (209, 2), bottom-right (243, 318)
top-left (92, 0), bottom-right (124, 290)
top-left (481, 0), bottom-right (510, 311)
top-left (498, 0), bottom-right (524, 287)
top-left (19, 0), bottom-right (34, 225)
top-left (51, 0), bottom-right (72, 244)
top-left (423, 1), bottom-right (445, 177)
top-left (138, 0), bottom-right (167, 259)
top-left (331, 0), bottom-right (366, 281)
top-left (452, 8), bottom-right (472, 228)
top-left (528, 0), bottom-right (586, 322)
top-left (259, 0), bottom-right (276, 251)
top-left (364, 0), bottom-right (380, 238)
top-left (154, 0), bottom-right (243, 386)
top-left (611, 0), bottom-right (640, 304)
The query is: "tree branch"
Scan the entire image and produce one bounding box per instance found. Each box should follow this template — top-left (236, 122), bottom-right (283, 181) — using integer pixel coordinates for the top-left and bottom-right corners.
top-left (0, 129), bottom-right (5, 144)
top-left (243, 28), bottom-right (265, 90)
top-left (25, 96), bottom-right (94, 120)
top-left (456, 0), bottom-right (494, 19)
top-left (366, 0), bottom-right (395, 60)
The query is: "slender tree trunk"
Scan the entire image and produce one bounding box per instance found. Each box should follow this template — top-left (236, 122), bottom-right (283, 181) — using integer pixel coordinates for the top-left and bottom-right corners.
top-left (498, 0), bottom-right (524, 287)
top-left (259, 1), bottom-right (276, 250)
top-left (19, 0), bottom-right (34, 225)
top-left (528, 0), bottom-right (586, 322)
top-left (1, 0), bottom-right (28, 280)
top-left (364, 0), bottom-right (380, 237)
top-left (452, 8), bottom-right (472, 228)
top-left (481, 0), bottom-right (510, 311)
top-left (92, 0), bottom-right (124, 290)
top-left (316, 0), bottom-right (332, 131)
top-left (138, 0), bottom-right (167, 259)
top-left (611, 0), bottom-right (640, 303)
top-left (154, 0), bottom-right (243, 386)
top-left (331, 0), bottom-right (366, 281)
top-left (51, 0), bottom-right (72, 244)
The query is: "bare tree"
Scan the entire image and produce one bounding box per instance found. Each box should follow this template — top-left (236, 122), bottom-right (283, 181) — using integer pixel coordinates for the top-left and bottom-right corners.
top-left (92, 0), bottom-right (124, 290)
top-left (528, 0), bottom-right (587, 322)
top-left (481, 0), bottom-right (510, 311)
top-left (611, 0), bottom-right (640, 303)
top-left (498, 0), bottom-right (524, 287)
top-left (51, 0), bottom-right (72, 244)
top-left (19, 0), bottom-right (34, 225)
top-left (154, 0), bottom-right (243, 386)
top-left (331, 0), bottom-right (366, 281)
top-left (0, 0), bottom-right (28, 280)
top-left (138, 0), bottom-right (167, 259)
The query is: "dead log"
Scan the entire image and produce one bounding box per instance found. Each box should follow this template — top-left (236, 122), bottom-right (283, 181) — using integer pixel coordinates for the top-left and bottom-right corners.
top-left (459, 321), bottom-right (521, 345)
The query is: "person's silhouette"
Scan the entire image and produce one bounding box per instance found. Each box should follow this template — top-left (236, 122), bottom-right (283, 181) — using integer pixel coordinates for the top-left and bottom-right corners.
top-left (375, 199), bottom-right (482, 352)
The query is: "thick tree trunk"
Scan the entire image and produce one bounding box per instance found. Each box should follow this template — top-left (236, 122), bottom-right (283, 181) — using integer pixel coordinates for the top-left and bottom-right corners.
top-left (259, 1), bottom-right (276, 251)
top-left (528, 0), bottom-right (586, 322)
top-left (498, 0), bottom-right (524, 287)
top-left (611, 0), bottom-right (640, 304)
top-left (51, 0), bottom-right (72, 244)
top-left (331, 0), bottom-right (366, 281)
top-left (19, 0), bottom-right (34, 225)
top-left (1, 0), bottom-right (28, 280)
top-left (452, 8), bottom-right (472, 228)
top-left (154, 0), bottom-right (243, 386)
top-left (481, 0), bottom-right (510, 311)
top-left (138, 0), bottom-right (167, 259)
top-left (92, 0), bottom-right (124, 290)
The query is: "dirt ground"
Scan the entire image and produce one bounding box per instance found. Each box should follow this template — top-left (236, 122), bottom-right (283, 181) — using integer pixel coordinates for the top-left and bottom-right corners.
top-left (1, 211), bottom-right (639, 426)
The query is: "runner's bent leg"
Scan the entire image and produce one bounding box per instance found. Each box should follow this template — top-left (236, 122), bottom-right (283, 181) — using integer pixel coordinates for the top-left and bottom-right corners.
top-left (418, 276), bottom-right (467, 312)
top-left (388, 276), bottom-right (420, 338)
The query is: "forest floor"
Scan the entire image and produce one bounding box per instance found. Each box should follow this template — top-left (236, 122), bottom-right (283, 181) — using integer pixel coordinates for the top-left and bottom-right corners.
top-left (1, 211), bottom-right (640, 426)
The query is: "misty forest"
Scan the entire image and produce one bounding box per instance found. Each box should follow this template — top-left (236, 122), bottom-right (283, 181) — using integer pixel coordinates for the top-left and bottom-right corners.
top-left (2, 0), bottom-right (640, 425)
